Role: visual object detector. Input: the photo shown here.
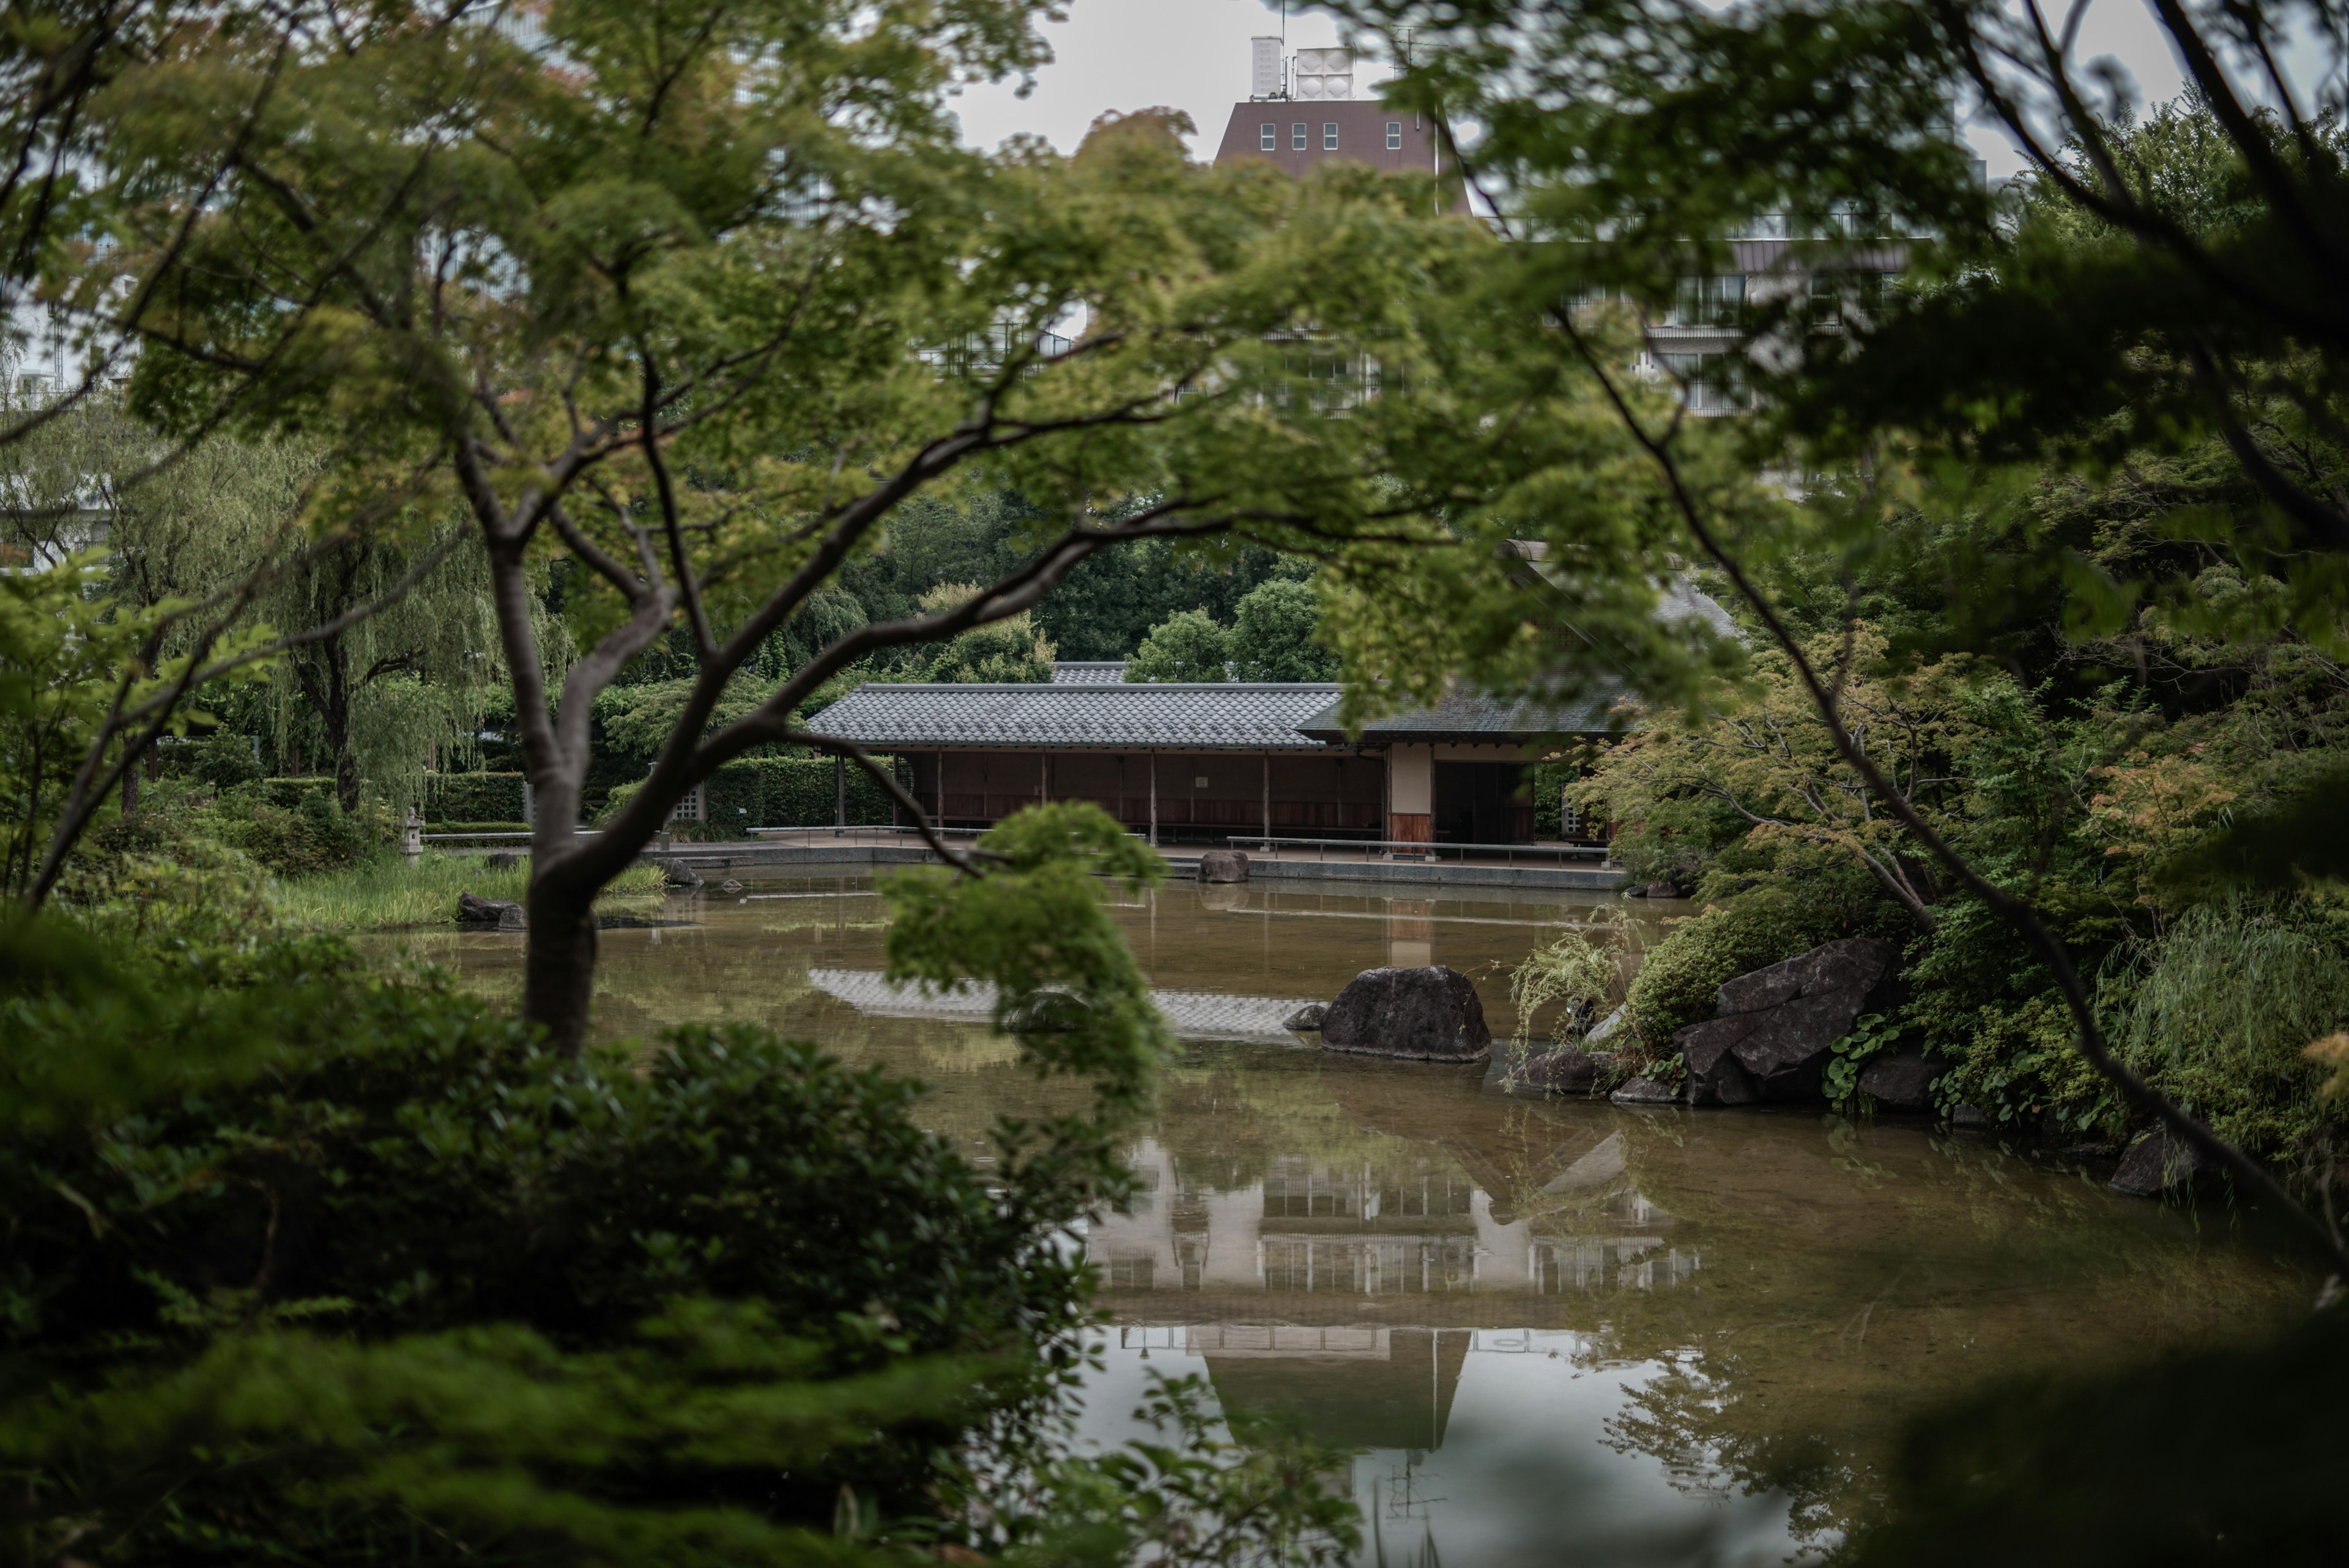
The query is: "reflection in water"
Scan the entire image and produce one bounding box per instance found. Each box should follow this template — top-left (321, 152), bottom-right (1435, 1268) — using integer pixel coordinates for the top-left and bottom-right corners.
top-left (805, 968), bottom-right (1322, 1042)
top-left (382, 876), bottom-right (2320, 1567)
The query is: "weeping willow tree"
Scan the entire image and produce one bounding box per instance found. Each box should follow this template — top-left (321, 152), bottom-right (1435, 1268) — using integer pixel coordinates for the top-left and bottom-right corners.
top-left (36, 402), bottom-right (512, 815)
top-left (252, 526), bottom-right (507, 812)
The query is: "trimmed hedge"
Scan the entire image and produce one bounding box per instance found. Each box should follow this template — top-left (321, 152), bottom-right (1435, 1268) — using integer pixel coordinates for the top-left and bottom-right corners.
top-left (599, 756), bottom-right (900, 839)
top-left (425, 771), bottom-right (527, 823)
top-left (701, 756), bottom-right (897, 834)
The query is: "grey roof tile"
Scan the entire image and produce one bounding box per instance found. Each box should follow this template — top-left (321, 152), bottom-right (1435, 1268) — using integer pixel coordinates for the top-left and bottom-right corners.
top-left (1295, 688), bottom-right (1621, 743)
top-left (1051, 661), bottom-right (1128, 683)
top-left (805, 681), bottom-right (1345, 751)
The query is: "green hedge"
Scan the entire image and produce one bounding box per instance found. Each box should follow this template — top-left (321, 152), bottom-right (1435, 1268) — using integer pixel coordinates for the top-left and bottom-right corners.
top-left (699, 756), bottom-right (897, 835)
top-left (425, 772), bottom-right (527, 823)
top-left (257, 776), bottom-right (336, 810)
top-left (599, 756), bottom-right (900, 839)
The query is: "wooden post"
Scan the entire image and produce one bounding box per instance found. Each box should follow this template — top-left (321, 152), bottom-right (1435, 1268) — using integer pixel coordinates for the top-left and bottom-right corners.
top-left (1148, 751), bottom-right (1159, 847)
top-left (1039, 751), bottom-right (1048, 804)
top-left (935, 748), bottom-right (944, 828)
top-left (1261, 753), bottom-right (1271, 849)
top-left (834, 754), bottom-right (845, 833)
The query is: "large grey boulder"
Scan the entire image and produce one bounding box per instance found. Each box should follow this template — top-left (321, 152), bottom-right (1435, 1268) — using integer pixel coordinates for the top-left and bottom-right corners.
top-left (1857, 1046), bottom-right (1950, 1112)
top-left (1319, 965), bottom-right (1491, 1062)
top-left (653, 856), bottom-right (703, 888)
top-left (1611, 1076), bottom-right (1679, 1105)
top-left (1283, 1002), bottom-right (1328, 1032)
top-left (483, 850), bottom-right (523, 870)
top-left (1198, 849), bottom-right (1250, 884)
top-left (2110, 1128), bottom-right (2224, 1198)
top-left (1510, 1045), bottom-right (1604, 1093)
top-left (458, 893), bottom-right (525, 931)
top-left (1681, 1031), bottom-right (1759, 1107)
top-left (1669, 937), bottom-right (1902, 1104)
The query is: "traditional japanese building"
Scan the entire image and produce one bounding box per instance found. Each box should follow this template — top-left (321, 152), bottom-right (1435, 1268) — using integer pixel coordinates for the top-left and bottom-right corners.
top-left (801, 667), bottom-right (1606, 847)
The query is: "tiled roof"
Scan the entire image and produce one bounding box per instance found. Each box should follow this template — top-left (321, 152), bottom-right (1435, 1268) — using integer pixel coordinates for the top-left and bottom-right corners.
top-left (1052, 661), bottom-right (1127, 683)
top-left (804, 680), bottom-right (1345, 751)
top-left (1294, 688), bottom-right (1621, 743)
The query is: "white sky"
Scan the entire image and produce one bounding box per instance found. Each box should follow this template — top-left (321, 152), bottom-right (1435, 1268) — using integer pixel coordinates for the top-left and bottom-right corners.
top-left (945, 0), bottom-right (2202, 179)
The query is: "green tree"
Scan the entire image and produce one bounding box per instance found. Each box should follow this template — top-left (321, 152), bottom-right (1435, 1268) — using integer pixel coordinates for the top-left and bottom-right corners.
top-left (1335, 0), bottom-right (2349, 1277)
top-left (91, 11), bottom-right (1474, 1049)
top-left (916, 582), bottom-right (1054, 682)
top-left (1125, 608), bottom-right (1231, 682)
top-left (1228, 576), bottom-right (1338, 680)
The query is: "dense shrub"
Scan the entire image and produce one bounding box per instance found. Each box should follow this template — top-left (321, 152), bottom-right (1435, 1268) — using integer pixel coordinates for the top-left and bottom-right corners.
top-left (211, 785), bottom-right (375, 876)
top-left (0, 923), bottom-right (1095, 1559)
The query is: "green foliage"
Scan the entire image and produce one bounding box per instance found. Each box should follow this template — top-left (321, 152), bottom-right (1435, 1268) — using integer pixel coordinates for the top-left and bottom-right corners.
top-left (2101, 897), bottom-right (2349, 1156)
top-left (595, 676), bottom-right (776, 774)
top-left (0, 918), bottom-right (1105, 1556)
top-left (916, 588), bottom-right (1055, 683)
top-left (599, 757), bottom-right (897, 837)
top-left (1126, 610), bottom-right (1232, 683)
top-left (1624, 893), bottom-right (1857, 1063)
top-left (1825, 1012), bottom-right (1906, 1107)
top-left (421, 770), bottom-right (527, 825)
top-left (1507, 926), bottom-right (1625, 1061)
top-left (0, 551), bottom-right (264, 898)
top-left (885, 803), bottom-right (1170, 1136)
top-left (1226, 577), bottom-right (1338, 681)
top-left (208, 784), bottom-right (378, 877)
top-left (189, 729), bottom-right (264, 789)
top-left (268, 853), bottom-right (664, 932)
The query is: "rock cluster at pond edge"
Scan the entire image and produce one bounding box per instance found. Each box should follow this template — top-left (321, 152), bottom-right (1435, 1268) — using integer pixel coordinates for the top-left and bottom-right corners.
top-left (1675, 937), bottom-right (1906, 1105)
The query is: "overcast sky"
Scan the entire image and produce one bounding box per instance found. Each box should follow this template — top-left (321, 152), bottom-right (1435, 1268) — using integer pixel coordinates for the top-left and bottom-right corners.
top-left (946, 0), bottom-right (2200, 178)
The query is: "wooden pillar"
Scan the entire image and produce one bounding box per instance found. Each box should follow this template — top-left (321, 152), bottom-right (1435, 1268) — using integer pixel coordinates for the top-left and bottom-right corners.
top-left (1039, 751), bottom-right (1048, 805)
top-left (935, 748), bottom-right (944, 827)
top-left (1148, 750), bottom-right (1159, 847)
top-left (834, 754), bottom-right (845, 831)
top-left (1261, 753), bottom-right (1271, 847)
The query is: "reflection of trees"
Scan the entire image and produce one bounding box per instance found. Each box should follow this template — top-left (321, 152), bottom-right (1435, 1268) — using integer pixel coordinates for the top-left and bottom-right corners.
top-left (1560, 1109), bottom-right (2315, 1550)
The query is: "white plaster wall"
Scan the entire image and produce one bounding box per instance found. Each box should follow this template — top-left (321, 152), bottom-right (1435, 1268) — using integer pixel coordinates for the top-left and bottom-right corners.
top-left (1387, 745), bottom-right (1433, 814)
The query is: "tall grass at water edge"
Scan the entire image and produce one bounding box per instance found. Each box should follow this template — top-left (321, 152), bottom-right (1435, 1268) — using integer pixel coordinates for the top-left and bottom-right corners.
top-left (276, 852), bottom-right (668, 932)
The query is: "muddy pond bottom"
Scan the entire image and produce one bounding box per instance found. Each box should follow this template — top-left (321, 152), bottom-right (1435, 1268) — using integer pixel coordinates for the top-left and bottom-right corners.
top-left (387, 875), bottom-right (2321, 1566)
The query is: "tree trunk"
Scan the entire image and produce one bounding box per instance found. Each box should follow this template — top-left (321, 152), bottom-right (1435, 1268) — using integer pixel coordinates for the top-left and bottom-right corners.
top-left (523, 882), bottom-right (599, 1055)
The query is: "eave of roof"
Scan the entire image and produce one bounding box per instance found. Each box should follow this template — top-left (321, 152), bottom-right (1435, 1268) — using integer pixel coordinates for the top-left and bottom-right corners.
top-left (803, 680), bottom-right (1347, 751)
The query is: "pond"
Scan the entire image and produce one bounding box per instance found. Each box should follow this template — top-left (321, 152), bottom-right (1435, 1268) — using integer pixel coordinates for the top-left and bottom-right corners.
top-left (387, 875), bottom-right (2320, 1566)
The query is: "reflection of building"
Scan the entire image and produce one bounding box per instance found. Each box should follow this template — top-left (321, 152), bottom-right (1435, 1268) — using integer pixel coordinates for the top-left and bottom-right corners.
top-left (1090, 1139), bottom-right (1698, 1456)
top-left (1088, 1138), bottom-right (1696, 1307)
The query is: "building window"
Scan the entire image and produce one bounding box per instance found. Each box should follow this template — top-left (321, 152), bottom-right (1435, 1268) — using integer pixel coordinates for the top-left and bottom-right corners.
top-left (1323, 122), bottom-right (1338, 149)
top-left (1658, 351), bottom-right (1740, 414)
top-left (1386, 121), bottom-right (1401, 149)
top-left (1291, 122), bottom-right (1307, 150)
top-left (1260, 122), bottom-right (1276, 151)
top-left (1672, 273), bottom-right (1746, 327)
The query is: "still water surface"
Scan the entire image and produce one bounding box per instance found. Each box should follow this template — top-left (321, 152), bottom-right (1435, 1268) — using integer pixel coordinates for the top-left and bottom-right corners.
top-left (391, 876), bottom-right (2318, 1566)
